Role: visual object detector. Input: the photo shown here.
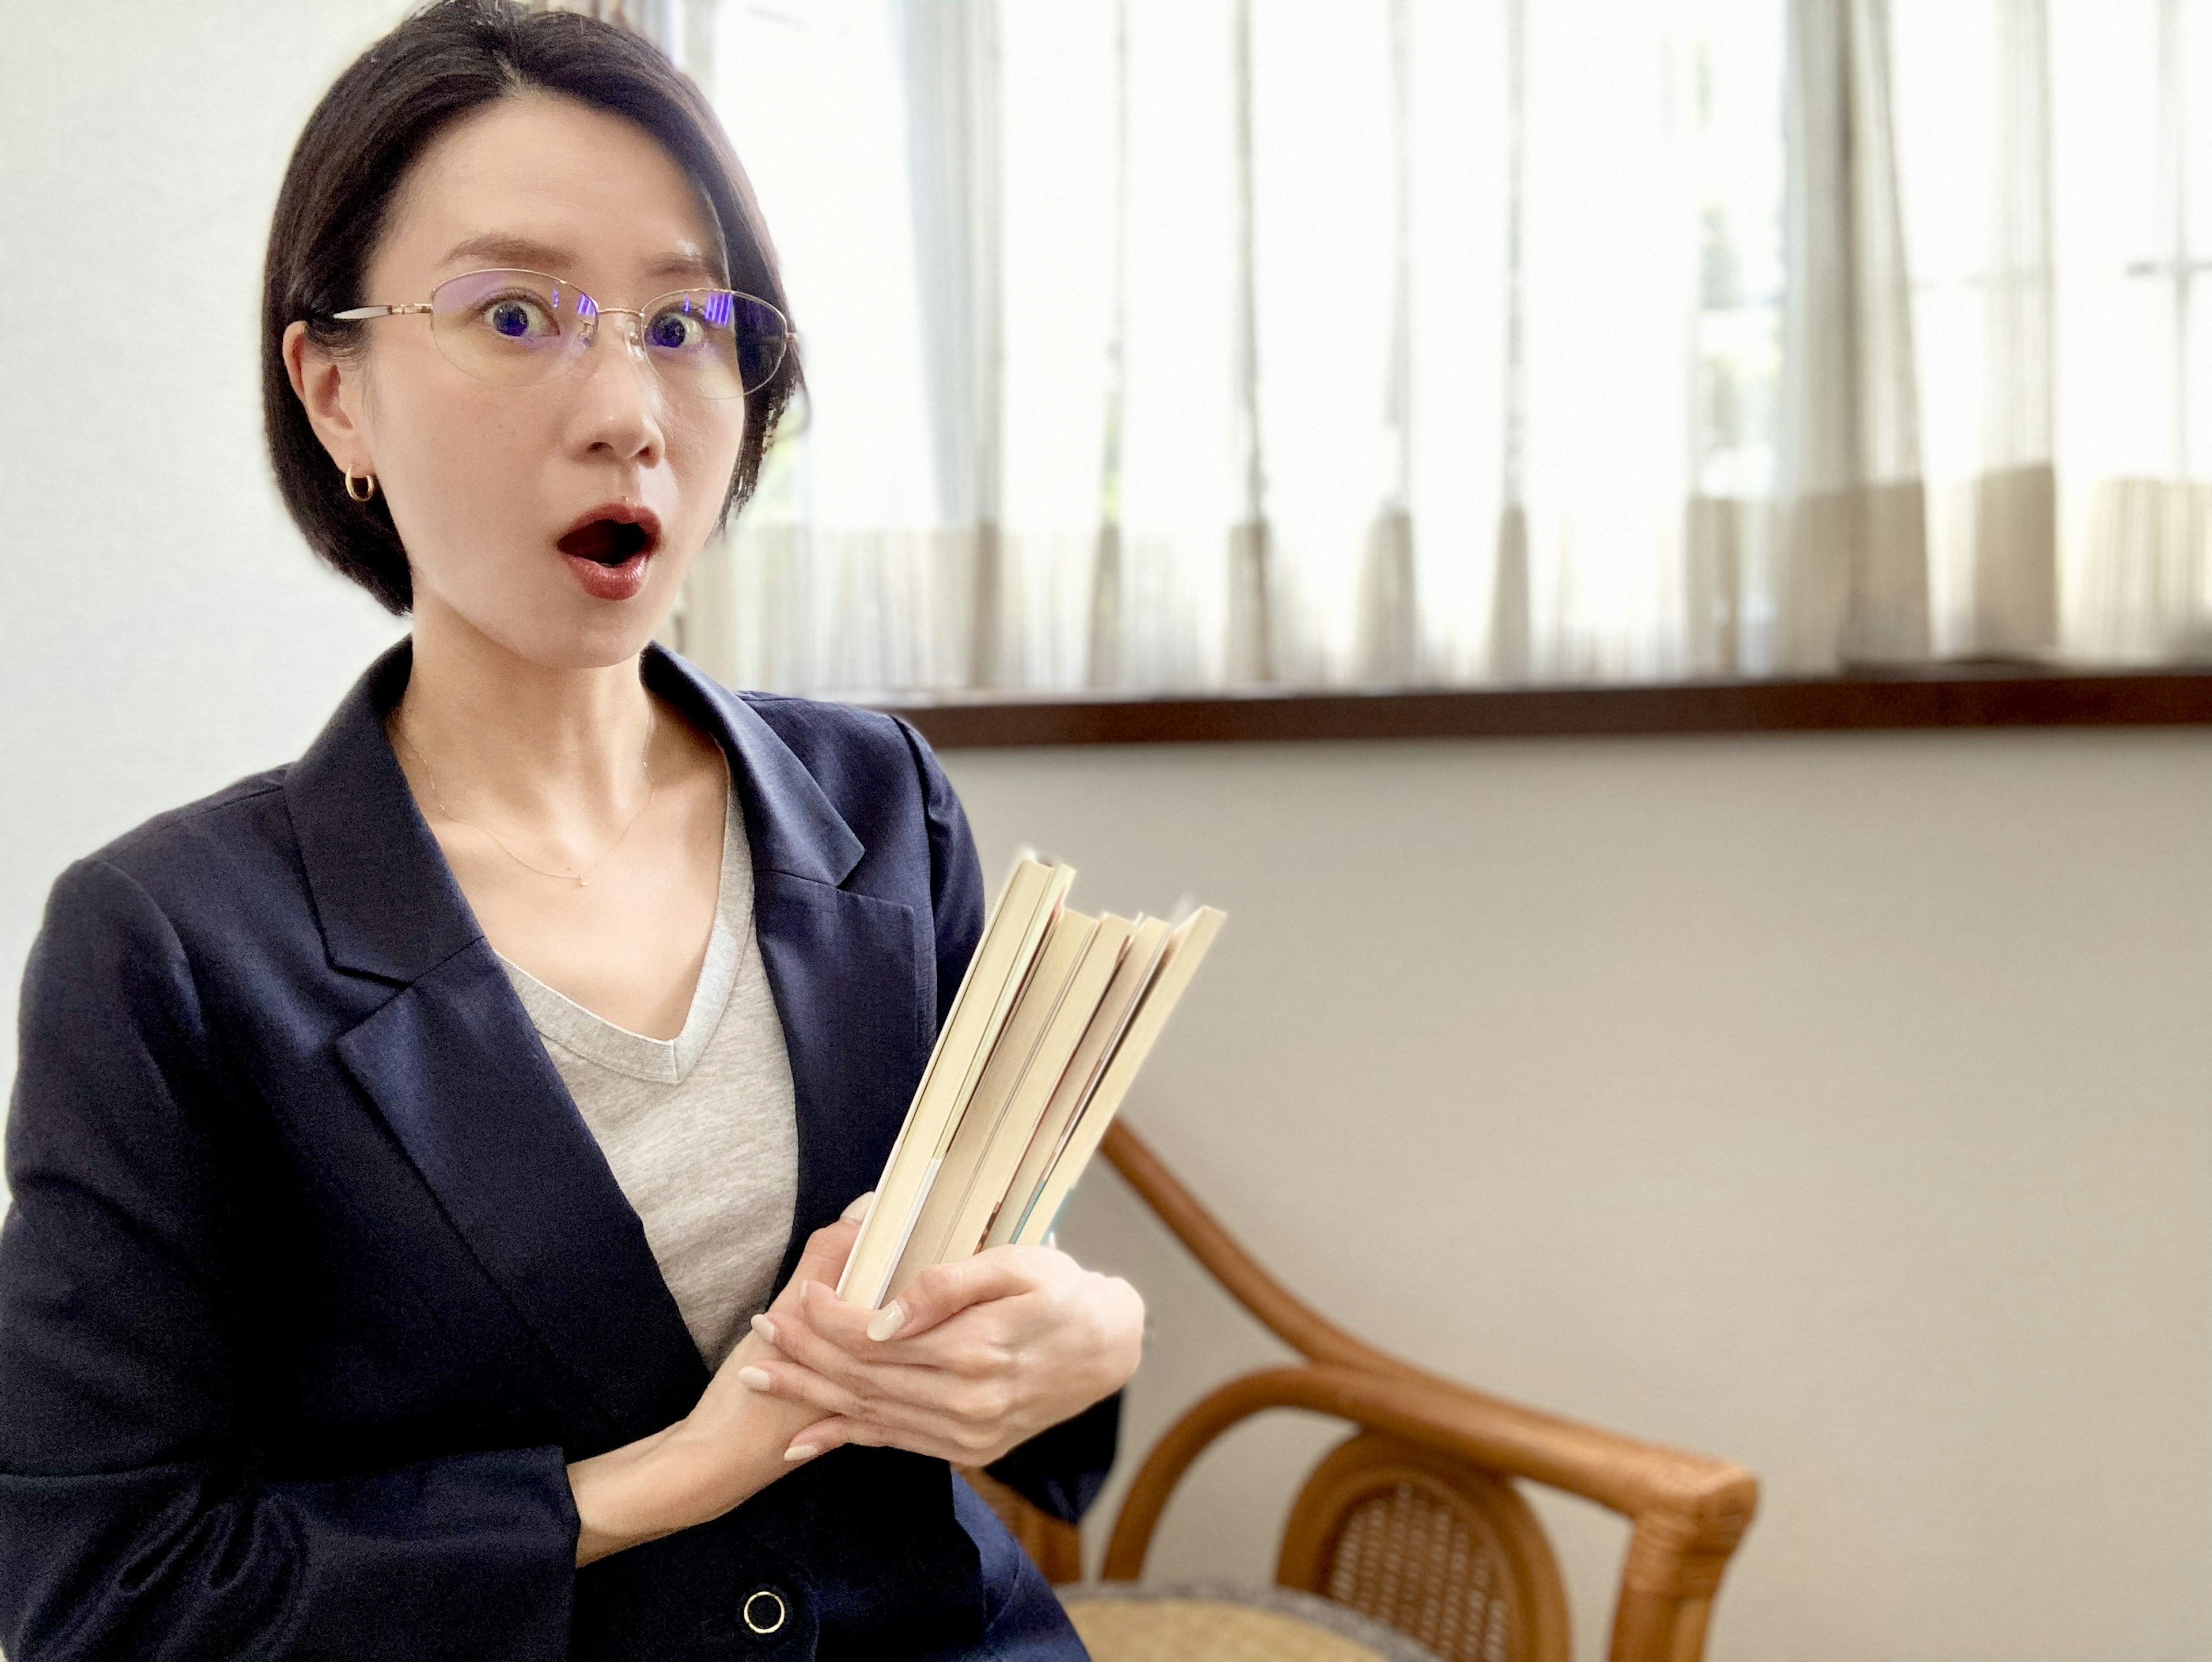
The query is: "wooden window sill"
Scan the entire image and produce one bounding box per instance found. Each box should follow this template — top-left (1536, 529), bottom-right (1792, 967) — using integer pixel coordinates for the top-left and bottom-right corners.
top-left (876, 667), bottom-right (2212, 749)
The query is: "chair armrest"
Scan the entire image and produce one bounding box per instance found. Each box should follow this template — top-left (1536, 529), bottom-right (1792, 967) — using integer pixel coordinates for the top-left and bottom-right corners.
top-left (1101, 1123), bottom-right (1410, 1376)
top-left (1096, 1122), bottom-right (1759, 1645)
top-left (1104, 1363), bottom-right (1756, 1583)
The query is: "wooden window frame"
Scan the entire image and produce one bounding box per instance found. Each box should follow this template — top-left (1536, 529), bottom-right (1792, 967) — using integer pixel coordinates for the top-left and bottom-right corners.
top-left (876, 668), bottom-right (2212, 749)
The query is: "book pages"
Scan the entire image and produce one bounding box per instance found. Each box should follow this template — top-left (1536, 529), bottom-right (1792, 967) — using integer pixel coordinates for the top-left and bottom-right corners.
top-left (983, 916), bottom-right (1172, 1251)
top-left (884, 908), bottom-right (1099, 1298)
top-left (935, 913), bottom-right (1137, 1266)
top-left (1013, 907), bottom-right (1226, 1247)
top-left (838, 860), bottom-right (1222, 1309)
top-left (836, 857), bottom-right (1070, 1306)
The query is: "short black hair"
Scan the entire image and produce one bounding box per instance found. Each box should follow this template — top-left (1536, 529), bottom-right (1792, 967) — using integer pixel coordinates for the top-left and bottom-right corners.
top-left (262, 0), bottom-right (798, 614)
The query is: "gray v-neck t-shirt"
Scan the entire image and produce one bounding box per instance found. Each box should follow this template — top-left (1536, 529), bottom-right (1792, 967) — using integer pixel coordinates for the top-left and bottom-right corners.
top-left (499, 785), bottom-right (798, 1368)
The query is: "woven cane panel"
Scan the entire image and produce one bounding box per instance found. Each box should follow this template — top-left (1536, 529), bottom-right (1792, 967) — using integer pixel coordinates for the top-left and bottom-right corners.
top-left (1323, 1483), bottom-right (1514, 1662)
top-left (1063, 1593), bottom-right (1433, 1662)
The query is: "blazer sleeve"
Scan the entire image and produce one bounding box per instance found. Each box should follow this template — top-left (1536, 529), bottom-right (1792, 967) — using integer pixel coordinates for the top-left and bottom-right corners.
top-left (0, 859), bottom-right (578, 1662)
top-left (891, 720), bottom-right (1123, 1526)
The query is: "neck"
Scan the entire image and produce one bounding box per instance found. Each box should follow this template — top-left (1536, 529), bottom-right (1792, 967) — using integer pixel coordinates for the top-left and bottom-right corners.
top-left (394, 599), bottom-right (657, 826)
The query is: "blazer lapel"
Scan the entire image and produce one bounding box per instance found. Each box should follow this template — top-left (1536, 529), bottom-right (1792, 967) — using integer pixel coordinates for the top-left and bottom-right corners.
top-left (335, 951), bottom-right (707, 1441)
top-left (643, 650), bottom-right (931, 1290)
top-left (295, 645), bottom-right (703, 1444)
top-left (751, 873), bottom-right (928, 1288)
top-left (291, 641), bottom-right (929, 1440)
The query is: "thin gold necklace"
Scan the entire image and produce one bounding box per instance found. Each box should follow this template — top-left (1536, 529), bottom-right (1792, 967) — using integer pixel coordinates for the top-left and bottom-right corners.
top-left (393, 710), bottom-right (657, 889)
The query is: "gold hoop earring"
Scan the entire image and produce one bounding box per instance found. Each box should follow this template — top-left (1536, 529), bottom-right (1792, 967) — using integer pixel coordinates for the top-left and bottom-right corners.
top-left (344, 468), bottom-right (377, 503)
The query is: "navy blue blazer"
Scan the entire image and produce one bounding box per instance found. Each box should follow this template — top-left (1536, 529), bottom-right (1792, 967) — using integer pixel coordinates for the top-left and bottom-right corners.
top-left (0, 643), bottom-right (1104, 1661)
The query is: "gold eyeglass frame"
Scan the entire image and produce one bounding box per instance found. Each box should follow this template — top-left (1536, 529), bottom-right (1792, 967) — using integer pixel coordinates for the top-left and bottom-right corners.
top-left (331, 268), bottom-right (791, 399)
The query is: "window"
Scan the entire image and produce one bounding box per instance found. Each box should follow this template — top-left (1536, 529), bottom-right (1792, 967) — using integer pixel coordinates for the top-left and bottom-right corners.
top-left (653, 0), bottom-right (2212, 697)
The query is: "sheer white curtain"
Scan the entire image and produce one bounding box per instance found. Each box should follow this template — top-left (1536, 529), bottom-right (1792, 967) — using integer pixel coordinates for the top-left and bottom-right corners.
top-left (2048, 0), bottom-right (2212, 661)
top-left (671, 0), bottom-right (2212, 696)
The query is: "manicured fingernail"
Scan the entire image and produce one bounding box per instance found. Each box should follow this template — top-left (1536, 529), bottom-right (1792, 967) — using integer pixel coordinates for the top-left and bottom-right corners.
top-left (842, 1191), bottom-right (876, 1223)
top-left (736, 1365), bottom-right (774, 1392)
top-left (866, 1301), bottom-right (907, 1342)
top-left (751, 1313), bottom-right (778, 1345)
top-left (782, 1442), bottom-right (818, 1462)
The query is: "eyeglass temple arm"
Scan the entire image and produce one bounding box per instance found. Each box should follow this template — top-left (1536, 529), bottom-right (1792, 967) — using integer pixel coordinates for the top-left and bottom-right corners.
top-left (331, 304), bottom-right (432, 321)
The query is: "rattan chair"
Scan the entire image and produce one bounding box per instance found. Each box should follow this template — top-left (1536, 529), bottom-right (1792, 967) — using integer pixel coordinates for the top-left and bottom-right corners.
top-left (964, 1122), bottom-right (1758, 1662)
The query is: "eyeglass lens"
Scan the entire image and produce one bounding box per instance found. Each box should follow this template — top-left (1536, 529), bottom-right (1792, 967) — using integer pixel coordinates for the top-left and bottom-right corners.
top-left (424, 269), bottom-right (786, 399)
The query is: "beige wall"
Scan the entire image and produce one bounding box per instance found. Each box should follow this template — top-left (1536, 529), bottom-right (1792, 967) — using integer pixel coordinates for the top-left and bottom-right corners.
top-left (942, 732), bottom-right (2212, 1662)
top-left (4, 6), bottom-right (2207, 1659)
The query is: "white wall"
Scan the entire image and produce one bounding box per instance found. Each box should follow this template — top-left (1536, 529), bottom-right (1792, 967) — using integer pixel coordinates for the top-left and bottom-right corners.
top-left (0, 2), bottom-right (406, 1096)
top-left (3, 7), bottom-right (2208, 1662)
top-left (944, 732), bottom-right (2212, 1662)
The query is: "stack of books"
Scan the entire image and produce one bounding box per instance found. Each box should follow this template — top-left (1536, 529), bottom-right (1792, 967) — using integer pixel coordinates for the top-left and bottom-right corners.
top-left (837, 858), bottom-right (1225, 1311)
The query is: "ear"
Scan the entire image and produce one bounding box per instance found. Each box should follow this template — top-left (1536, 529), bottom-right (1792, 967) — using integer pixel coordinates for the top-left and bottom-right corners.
top-left (283, 320), bottom-right (374, 479)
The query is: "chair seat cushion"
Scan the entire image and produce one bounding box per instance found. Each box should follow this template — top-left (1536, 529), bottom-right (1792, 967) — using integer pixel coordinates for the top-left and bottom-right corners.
top-left (1058, 1582), bottom-right (1443, 1662)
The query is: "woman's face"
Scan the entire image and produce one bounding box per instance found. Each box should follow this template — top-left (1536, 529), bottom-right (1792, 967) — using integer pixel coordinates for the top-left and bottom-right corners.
top-left (297, 93), bottom-right (747, 668)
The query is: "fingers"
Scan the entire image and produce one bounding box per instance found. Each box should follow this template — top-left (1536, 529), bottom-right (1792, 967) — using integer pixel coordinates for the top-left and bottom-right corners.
top-left (780, 1415), bottom-right (849, 1463)
top-left (743, 1353), bottom-right (964, 1440)
top-left (774, 1194), bottom-right (875, 1308)
top-left (779, 1413), bottom-right (999, 1468)
top-left (781, 1280), bottom-right (1018, 1381)
top-left (783, 1279), bottom-right (880, 1354)
top-left (751, 1299), bottom-right (973, 1412)
top-left (737, 1354), bottom-right (874, 1425)
top-left (738, 1243), bottom-right (1128, 1471)
top-left (742, 1354), bottom-right (1017, 1463)
top-left (745, 1293), bottom-right (1031, 1457)
top-left (870, 1247), bottom-right (1054, 1343)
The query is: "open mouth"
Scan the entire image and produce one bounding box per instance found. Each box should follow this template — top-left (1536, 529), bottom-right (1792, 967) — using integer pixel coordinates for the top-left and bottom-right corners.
top-left (556, 503), bottom-right (664, 601)
top-left (557, 517), bottom-right (658, 565)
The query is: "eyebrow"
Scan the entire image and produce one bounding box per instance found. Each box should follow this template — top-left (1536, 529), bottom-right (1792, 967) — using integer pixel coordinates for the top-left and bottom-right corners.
top-left (437, 233), bottom-right (726, 287)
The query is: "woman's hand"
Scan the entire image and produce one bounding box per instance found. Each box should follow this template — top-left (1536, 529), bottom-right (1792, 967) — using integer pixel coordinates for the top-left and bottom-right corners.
top-left (566, 1202), bottom-right (868, 1565)
top-left (566, 1203), bottom-right (1143, 1566)
top-left (736, 1244), bottom-right (1145, 1467)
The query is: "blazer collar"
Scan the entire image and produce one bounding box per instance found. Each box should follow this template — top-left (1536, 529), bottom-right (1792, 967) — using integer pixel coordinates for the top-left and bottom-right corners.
top-left (289, 638), bottom-right (863, 983)
top-left (646, 645), bottom-right (863, 888)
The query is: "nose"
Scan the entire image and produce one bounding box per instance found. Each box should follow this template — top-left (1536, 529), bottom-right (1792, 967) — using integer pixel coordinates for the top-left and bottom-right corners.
top-left (595, 309), bottom-right (654, 364)
top-left (569, 310), bottom-right (665, 466)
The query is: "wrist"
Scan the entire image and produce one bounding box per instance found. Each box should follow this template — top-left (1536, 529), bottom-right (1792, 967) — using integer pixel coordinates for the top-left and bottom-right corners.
top-left (569, 1333), bottom-right (825, 1567)
top-left (570, 1425), bottom-right (692, 1566)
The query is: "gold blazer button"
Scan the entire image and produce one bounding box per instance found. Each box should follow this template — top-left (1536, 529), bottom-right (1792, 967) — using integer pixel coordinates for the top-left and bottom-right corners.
top-left (743, 1588), bottom-right (788, 1636)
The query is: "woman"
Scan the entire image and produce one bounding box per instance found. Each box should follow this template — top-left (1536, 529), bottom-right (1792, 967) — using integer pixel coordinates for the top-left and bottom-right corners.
top-left (0, 4), bottom-right (1142, 1657)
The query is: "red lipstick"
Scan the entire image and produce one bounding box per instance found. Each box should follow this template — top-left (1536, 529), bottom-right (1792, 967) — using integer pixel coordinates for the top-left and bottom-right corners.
top-left (556, 502), bottom-right (663, 602)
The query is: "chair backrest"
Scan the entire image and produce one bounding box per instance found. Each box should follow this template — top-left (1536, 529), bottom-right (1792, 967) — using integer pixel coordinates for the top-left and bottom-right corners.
top-left (1278, 1432), bottom-right (1570, 1662)
top-left (1091, 1123), bottom-right (1756, 1662)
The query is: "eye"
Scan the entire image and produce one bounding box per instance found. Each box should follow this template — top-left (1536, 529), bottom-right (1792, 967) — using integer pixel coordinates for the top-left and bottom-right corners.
top-left (479, 295), bottom-right (558, 340)
top-left (646, 306), bottom-right (706, 351)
